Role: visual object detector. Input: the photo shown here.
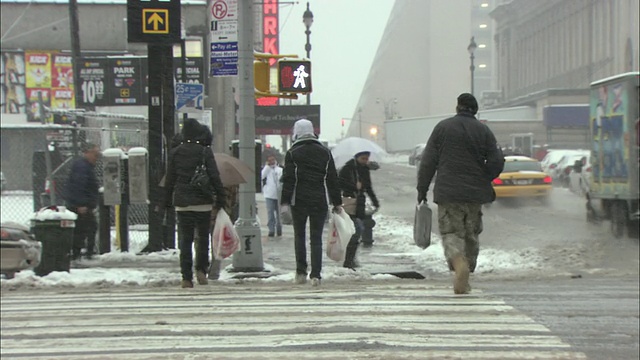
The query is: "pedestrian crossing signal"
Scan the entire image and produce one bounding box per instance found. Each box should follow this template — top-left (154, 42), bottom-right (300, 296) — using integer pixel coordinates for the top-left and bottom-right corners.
top-left (278, 60), bottom-right (312, 94)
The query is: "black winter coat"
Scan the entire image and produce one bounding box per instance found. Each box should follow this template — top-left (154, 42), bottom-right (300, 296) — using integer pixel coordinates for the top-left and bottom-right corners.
top-left (280, 138), bottom-right (342, 212)
top-left (339, 159), bottom-right (379, 218)
top-left (417, 112), bottom-right (504, 204)
top-left (164, 143), bottom-right (226, 209)
top-left (65, 157), bottom-right (99, 209)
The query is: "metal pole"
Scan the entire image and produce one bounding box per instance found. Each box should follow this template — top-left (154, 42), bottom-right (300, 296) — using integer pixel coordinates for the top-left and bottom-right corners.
top-left (181, 39), bottom-right (188, 123)
top-left (305, 28), bottom-right (311, 105)
top-left (68, 0), bottom-right (82, 104)
top-left (470, 53), bottom-right (475, 96)
top-left (232, 0), bottom-right (264, 272)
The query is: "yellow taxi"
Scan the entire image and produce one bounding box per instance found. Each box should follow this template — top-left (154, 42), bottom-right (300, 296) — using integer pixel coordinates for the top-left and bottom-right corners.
top-left (493, 156), bottom-right (553, 199)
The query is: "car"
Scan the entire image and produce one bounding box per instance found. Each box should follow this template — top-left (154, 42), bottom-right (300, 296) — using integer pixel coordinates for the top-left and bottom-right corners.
top-left (408, 143), bottom-right (426, 166)
top-left (1, 222), bottom-right (42, 279)
top-left (568, 154), bottom-right (591, 195)
top-left (541, 149), bottom-right (588, 182)
top-left (555, 151), bottom-right (590, 187)
top-left (492, 156), bottom-right (553, 202)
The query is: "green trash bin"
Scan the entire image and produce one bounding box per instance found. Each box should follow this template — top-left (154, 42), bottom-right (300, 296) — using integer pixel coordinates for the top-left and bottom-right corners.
top-left (31, 206), bottom-right (77, 277)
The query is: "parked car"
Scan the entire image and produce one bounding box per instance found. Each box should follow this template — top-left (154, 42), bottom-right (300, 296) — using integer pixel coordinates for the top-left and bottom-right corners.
top-left (556, 151), bottom-right (590, 187)
top-left (1, 222), bottom-right (42, 279)
top-left (408, 143), bottom-right (426, 166)
top-left (492, 156), bottom-right (553, 203)
top-left (568, 154), bottom-right (591, 195)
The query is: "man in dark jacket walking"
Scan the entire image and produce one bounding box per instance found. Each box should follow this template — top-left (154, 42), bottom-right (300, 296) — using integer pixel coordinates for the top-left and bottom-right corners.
top-left (417, 93), bottom-right (504, 294)
top-left (280, 119), bottom-right (343, 287)
top-left (338, 152), bottom-right (380, 268)
top-left (66, 143), bottom-right (100, 260)
top-left (164, 119), bottom-right (226, 288)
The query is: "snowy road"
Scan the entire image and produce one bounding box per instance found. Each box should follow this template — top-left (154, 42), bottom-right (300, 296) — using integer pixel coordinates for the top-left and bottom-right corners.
top-left (1, 281), bottom-right (586, 359)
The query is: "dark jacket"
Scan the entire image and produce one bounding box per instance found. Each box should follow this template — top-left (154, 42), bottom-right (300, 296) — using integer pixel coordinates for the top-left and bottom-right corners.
top-left (417, 112), bottom-right (504, 204)
top-left (280, 138), bottom-right (342, 212)
top-left (164, 119), bottom-right (226, 209)
top-left (65, 157), bottom-right (99, 209)
top-left (339, 158), bottom-right (379, 218)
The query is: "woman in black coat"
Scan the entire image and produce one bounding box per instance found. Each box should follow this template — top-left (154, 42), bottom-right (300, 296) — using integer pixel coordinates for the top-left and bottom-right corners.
top-left (163, 118), bottom-right (226, 288)
top-left (338, 151), bottom-right (380, 269)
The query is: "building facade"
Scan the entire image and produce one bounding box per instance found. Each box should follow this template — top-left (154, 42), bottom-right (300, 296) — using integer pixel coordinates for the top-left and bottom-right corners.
top-left (491, 0), bottom-right (639, 105)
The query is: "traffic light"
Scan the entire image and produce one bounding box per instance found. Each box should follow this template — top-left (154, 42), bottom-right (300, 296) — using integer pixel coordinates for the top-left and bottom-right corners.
top-left (253, 52), bottom-right (300, 99)
top-left (341, 118), bottom-right (345, 127)
top-left (277, 59), bottom-right (312, 94)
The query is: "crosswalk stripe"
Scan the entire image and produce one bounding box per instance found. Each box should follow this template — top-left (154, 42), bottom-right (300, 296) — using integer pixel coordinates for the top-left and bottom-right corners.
top-left (0, 283), bottom-right (587, 359)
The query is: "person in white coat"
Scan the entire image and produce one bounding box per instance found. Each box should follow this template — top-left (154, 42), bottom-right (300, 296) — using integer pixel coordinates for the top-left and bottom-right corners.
top-left (262, 155), bottom-right (283, 237)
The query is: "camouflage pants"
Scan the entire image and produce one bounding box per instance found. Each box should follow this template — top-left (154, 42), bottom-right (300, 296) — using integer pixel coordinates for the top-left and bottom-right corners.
top-left (437, 203), bottom-right (483, 273)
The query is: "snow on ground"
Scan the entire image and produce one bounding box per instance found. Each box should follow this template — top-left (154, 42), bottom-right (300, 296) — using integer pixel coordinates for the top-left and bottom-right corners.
top-left (373, 214), bottom-right (545, 275)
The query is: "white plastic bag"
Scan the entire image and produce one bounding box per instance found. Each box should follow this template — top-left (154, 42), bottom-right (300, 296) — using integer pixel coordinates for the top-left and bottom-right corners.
top-left (413, 201), bottom-right (432, 249)
top-left (326, 210), bottom-right (356, 262)
top-left (212, 210), bottom-right (240, 259)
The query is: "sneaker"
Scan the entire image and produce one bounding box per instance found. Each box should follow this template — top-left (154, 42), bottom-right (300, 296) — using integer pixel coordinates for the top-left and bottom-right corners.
top-left (181, 279), bottom-right (194, 288)
top-left (310, 278), bottom-right (321, 287)
top-left (196, 271), bottom-right (208, 285)
top-left (294, 273), bottom-right (307, 284)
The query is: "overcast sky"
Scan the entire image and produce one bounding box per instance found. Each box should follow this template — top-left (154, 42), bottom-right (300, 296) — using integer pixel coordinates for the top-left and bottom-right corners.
top-left (275, 0), bottom-right (394, 143)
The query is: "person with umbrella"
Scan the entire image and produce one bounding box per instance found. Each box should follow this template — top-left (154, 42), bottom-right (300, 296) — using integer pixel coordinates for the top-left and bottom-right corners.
top-left (338, 151), bottom-right (380, 269)
top-left (280, 119), bottom-right (343, 287)
top-left (163, 119), bottom-right (226, 288)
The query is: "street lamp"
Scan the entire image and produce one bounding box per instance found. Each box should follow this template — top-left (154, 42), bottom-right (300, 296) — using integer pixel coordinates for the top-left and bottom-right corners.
top-left (303, 2), bottom-right (313, 105)
top-left (369, 126), bottom-right (378, 140)
top-left (467, 36), bottom-right (477, 96)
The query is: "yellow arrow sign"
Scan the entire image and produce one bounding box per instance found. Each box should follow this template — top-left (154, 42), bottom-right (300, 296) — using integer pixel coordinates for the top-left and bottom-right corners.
top-left (142, 9), bottom-right (169, 34)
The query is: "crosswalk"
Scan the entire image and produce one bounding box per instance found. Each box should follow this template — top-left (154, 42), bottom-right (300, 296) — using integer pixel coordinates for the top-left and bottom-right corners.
top-left (1, 282), bottom-right (586, 359)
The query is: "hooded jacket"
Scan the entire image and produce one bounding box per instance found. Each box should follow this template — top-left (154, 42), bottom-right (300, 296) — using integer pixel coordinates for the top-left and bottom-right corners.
top-left (280, 119), bottom-right (342, 212)
top-left (339, 158), bottom-right (379, 218)
top-left (164, 119), bottom-right (226, 209)
top-left (417, 112), bottom-right (504, 204)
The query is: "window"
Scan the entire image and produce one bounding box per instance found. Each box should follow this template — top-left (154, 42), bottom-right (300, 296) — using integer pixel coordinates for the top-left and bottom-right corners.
top-left (503, 161), bottom-right (542, 173)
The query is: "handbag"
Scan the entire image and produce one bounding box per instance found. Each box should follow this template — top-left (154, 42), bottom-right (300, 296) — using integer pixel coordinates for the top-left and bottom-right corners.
top-left (341, 167), bottom-right (360, 216)
top-left (190, 147), bottom-right (212, 195)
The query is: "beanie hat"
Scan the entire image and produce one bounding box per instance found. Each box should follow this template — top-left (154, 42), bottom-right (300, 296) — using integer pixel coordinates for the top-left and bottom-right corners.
top-left (457, 93), bottom-right (479, 115)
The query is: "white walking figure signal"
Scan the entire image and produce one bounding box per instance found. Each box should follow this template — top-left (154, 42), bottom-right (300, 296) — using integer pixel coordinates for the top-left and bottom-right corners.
top-left (293, 65), bottom-right (309, 89)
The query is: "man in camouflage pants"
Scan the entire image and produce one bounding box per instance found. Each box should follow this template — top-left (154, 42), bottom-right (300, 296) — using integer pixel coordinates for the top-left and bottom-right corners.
top-left (417, 93), bottom-right (504, 294)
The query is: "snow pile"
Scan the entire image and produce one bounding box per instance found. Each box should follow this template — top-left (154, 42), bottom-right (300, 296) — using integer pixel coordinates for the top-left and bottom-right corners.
top-left (31, 206), bottom-right (78, 221)
top-left (2, 268), bottom-right (179, 288)
top-left (373, 214), bottom-right (545, 275)
top-left (380, 153), bottom-right (409, 165)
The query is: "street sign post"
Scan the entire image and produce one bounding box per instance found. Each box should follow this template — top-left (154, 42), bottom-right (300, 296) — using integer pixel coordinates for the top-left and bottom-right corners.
top-left (175, 82), bottom-right (204, 112)
top-left (209, 0), bottom-right (239, 77)
top-left (127, 0), bottom-right (181, 44)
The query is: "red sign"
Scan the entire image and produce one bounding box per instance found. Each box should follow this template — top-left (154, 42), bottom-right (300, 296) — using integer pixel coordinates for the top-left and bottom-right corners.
top-left (260, 0), bottom-right (279, 106)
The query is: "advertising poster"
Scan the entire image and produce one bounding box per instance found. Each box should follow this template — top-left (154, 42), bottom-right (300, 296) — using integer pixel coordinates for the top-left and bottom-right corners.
top-left (1, 51), bottom-right (27, 114)
top-left (51, 53), bottom-right (74, 89)
top-left (51, 87), bottom-right (75, 112)
top-left (25, 51), bottom-right (52, 89)
top-left (77, 58), bottom-right (109, 108)
top-left (26, 88), bottom-right (51, 122)
top-left (173, 57), bottom-right (204, 84)
top-left (109, 57), bottom-right (143, 105)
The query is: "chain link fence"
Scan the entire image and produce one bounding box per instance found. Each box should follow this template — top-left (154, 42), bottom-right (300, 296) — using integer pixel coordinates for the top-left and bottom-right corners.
top-left (0, 111), bottom-right (152, 253)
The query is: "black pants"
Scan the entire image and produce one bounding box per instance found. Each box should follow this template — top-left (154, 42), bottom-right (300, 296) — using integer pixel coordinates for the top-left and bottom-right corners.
top-left (177, 211), bottom-right (211, 281)
top-left (71, 208), bottom-right (97, 258)
top-left (344, 216), bottom-right (364, 267)
top-left (292, 206), bottom-right (327, 279)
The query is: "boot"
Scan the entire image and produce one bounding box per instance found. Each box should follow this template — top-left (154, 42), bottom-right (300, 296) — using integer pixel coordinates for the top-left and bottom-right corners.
top-left (451, 255), bottom-right (470, 295)
top-left (208, 259), bottom-right (222, 280)
top-left (343, 241), bottom-right (358, 269)
top-left (196, 270), bottom-right (208, 285)
top-left (181, 279), bottom-right (194, 288)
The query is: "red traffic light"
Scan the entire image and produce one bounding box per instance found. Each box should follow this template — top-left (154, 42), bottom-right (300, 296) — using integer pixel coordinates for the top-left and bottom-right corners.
top-left (341, 119), bottom-right (345, 126)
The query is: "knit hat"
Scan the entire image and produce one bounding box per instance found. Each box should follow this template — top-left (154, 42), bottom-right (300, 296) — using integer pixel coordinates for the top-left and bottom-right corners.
top-left (457, 93), bottom-right (479, 115)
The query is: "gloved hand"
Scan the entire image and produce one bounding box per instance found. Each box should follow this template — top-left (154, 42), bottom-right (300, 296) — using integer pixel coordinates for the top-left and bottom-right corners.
top-left (417, 192), bottom-right (427, 204)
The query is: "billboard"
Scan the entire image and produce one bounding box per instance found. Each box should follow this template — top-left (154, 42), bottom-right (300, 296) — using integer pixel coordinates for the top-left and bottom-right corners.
top-left (252, 105), bottom-right (320, 135)
top-left (1, 51), bottom-right (27, 115)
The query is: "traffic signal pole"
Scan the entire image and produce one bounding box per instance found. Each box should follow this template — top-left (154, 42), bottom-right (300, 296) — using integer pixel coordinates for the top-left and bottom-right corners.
top-left (232, 0), bottom-right (264, 272)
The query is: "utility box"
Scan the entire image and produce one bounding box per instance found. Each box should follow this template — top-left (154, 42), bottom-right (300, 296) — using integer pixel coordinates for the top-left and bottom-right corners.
top-left (127, 147), bottom-right (149, 204)
top-left (230, 139), bottom-right (263, 193)
top-left (102, 148), bottom-right (125, 206)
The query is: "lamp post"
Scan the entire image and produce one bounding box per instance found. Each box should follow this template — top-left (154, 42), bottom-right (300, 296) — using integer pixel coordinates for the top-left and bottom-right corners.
top-left (467, 36), bottom-right (477, 96)
top-left (303, 2), bottom-right (313, 105)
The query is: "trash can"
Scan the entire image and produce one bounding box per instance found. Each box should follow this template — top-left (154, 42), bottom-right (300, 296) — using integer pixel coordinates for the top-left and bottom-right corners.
top-left (31, 206), bottom-right (77, 276)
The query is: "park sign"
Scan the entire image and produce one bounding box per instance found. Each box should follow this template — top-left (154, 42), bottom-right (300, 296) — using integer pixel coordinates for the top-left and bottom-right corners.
top-left (127, 0), bottom-right (182, 44)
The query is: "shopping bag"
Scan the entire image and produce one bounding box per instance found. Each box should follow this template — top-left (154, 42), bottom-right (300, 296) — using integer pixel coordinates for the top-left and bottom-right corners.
top-left (325, 210), bottom-right (356, 262)
top-left (212, 210), bottom-right (240, 259)
top-left (280, 205), bottom-right (293, 225)
top-left (413, 201), bottom-right (432, 249)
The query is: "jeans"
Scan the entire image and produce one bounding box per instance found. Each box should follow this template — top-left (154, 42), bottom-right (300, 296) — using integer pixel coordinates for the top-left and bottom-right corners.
top-left (266, 198), bottom-right (282, 235)
top-left (344, 216), bottom-right (364, 267)
top-left (291, 206), bottom-right (328, 279)
top-left (177, 211), bottom-right (211, 281)
top-left (70, 208), bottom-right (97, 258)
